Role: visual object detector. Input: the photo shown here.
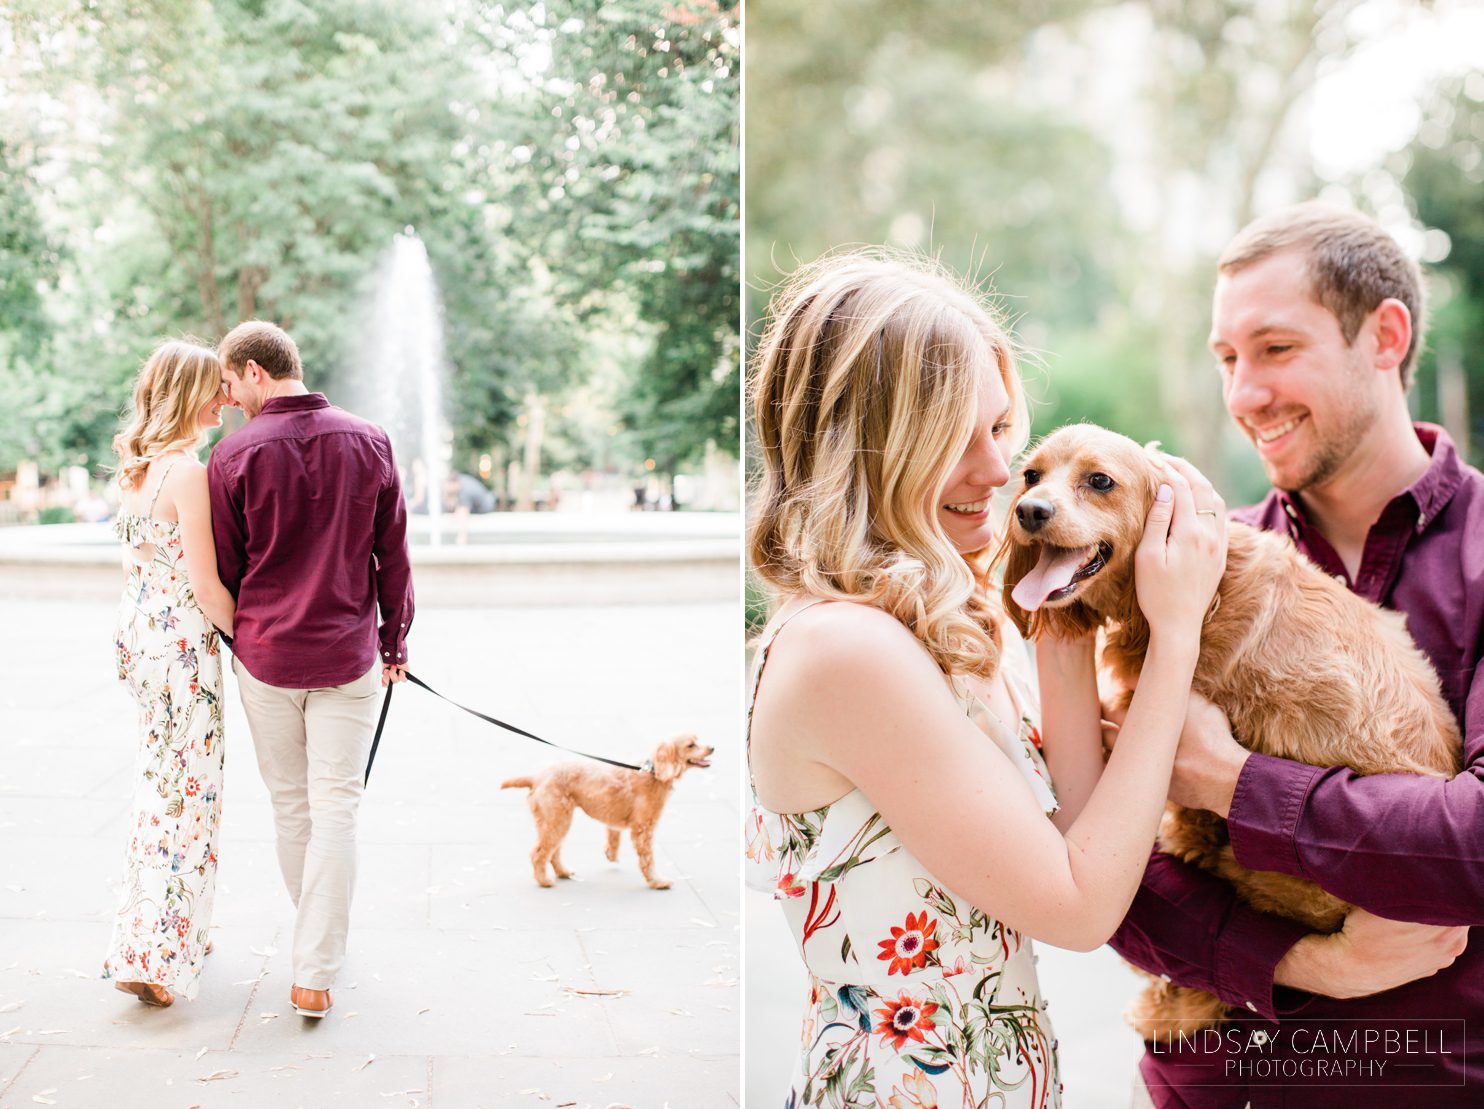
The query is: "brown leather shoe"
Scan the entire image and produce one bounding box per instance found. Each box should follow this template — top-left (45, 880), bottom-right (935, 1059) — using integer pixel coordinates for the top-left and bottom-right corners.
top-left (290, 985), bottom-right (332, 1019)
top-left (115, 980), bottom-right (173, 1007)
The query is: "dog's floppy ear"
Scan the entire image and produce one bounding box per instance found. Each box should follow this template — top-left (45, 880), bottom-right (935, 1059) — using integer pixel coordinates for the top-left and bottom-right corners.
top-left (1140, 441), bottom-right (1168, 510)
top-left (651, 738), bottom-right (683, 783)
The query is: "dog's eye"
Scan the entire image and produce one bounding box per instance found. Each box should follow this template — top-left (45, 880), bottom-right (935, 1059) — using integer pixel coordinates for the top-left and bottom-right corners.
top-left (1022, 468), bottom-right (1040, 487)
top-left (1087, 472), bottom-right (1115, 491)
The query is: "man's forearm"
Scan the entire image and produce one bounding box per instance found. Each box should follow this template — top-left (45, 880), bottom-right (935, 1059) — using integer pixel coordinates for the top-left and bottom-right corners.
top-left (1109, 849), bottom-right (1308, 1022)
top-left (1230, 753), bottom-right (1484, 925)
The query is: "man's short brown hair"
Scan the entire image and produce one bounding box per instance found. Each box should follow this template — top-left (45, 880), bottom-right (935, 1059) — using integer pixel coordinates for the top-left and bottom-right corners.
top-left (1218, 202), bottom-right (1427, 390)
top-left (218, 320), bottom-right (303, 381)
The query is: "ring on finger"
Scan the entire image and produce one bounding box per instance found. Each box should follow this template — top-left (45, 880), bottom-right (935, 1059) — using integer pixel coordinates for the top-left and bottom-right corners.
top-left (1196, 509), bottom-right (1219, 517)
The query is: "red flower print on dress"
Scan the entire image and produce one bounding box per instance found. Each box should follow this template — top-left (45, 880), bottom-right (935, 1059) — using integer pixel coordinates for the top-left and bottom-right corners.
top-left (777, 872), bottom-right (807, 898)
top-left (874, 992), bottom-right (939, 1050)
top-left (877, 910), bottom-right (939, 975)
top-left (184, 777), bottom-right (201, 797)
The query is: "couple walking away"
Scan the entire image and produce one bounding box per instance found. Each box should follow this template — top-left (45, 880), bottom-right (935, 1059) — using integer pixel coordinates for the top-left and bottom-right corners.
top-left (746, 202), bottom-right (1482, 1108)
top-left (102, 321), bottom-right (414, 1018)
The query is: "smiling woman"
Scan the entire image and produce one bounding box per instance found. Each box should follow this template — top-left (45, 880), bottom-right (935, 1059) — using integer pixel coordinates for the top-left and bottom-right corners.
top-left (743, 249), bottom-right (1229, 1109)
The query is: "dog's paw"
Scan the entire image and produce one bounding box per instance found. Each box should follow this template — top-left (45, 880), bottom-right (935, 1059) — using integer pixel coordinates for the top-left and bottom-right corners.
top-left (648, 878), bottom-right (672, 890)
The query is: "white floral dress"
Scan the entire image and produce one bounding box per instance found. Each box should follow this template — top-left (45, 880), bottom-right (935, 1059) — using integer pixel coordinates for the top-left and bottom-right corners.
top-left (746, 601), bottom-right (1062, 1109)
top-left (103, 460), bottom-right (224, 999)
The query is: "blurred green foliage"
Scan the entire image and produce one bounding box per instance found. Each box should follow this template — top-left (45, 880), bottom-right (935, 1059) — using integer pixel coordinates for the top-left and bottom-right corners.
top-left (0, 0), bottom-right (738, 480)
top-left (747, 0), bottom-right (1484, 512)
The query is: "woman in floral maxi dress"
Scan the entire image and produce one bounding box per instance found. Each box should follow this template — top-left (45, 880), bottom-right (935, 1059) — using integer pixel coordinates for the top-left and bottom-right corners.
top-left (105, 340), bottom-right (239, 1007)
top-left (745, 253), bottom-right (1229, 1107)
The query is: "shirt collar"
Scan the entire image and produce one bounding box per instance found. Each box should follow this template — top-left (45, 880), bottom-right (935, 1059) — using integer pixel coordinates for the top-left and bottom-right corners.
top-left (259, 392), bottom-right (330, 416)
top-left (1274, 422), bottom-right (1464, 537)
top-left (1407, 423), bottom-right (1464, 532)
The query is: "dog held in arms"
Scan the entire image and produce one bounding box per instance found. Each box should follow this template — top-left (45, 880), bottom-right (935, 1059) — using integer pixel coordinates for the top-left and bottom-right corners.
top-left (1000, 423), bottom-right (1460, 1040)
top-left (501, 735), bottom-right (714, 890)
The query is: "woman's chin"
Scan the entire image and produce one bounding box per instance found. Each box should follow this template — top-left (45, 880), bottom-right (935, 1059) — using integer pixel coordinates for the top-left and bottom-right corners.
top-left (942, 514), bottom-right (995, 553)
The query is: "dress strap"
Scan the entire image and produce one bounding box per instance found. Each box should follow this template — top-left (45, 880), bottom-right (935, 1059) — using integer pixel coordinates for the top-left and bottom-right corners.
top-left (747, 597), bottom-right (832, 758)
top-left (755, 597), bottom-right (831, 657)
top-left (146, 456), bottom-right (183, 516)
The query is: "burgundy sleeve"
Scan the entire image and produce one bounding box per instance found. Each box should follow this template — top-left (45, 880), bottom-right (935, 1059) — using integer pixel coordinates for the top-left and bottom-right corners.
top-left (372, 438), bottom-right (414, 666)
top-left (1227, 657), bottom-right (1484, 926)
top-left (1108, 849), bottom-right (1310, 1022)
top-left (207, 448), bottom-right (245, 598)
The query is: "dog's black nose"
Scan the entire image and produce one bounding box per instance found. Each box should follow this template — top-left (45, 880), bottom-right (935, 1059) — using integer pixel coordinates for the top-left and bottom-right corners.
top-left (1016, 497), bottom-right (1055, 532)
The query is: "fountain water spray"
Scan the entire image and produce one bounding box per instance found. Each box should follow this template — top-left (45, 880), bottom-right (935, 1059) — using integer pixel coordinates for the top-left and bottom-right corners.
top-left (357, 229), bottom-right (450, 544)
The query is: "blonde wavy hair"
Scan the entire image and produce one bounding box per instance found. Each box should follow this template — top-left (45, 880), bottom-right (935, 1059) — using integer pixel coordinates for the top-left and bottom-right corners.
top-left (748, 250), bottom-right (1029, 679)
top-left (112, 339), bottom-right (223, 492)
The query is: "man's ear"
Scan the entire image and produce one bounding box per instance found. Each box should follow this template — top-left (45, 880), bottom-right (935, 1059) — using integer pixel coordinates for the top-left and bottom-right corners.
top-left (1372, 297), bottom-right (1412, 375)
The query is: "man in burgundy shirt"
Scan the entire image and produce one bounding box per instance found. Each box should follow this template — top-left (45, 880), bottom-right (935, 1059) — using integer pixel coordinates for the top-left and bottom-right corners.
top-left (1109, 204), bottom-right (1481, 1107)
top-left (209, 321), bottom-right (414, 1020)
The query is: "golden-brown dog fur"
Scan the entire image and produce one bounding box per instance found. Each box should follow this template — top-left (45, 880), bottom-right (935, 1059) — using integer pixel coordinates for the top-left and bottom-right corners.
top-left (1000, 424), bottom-right (1461, 1040)
top-left (500, 734), bottom-right (714, 890)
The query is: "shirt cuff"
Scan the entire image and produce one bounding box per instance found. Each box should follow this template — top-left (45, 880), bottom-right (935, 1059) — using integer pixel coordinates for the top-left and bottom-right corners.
top-left (1212, 902), bottom-right (1311, 1022)
top-left (1228, 751), bottom-right (1323, 880)
top-left (378, 622), bottom-right (409, 665)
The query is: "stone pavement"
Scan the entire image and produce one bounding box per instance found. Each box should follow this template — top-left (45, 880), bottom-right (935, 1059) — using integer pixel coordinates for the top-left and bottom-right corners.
top-left (0, 596), bottom-right (741, 1109)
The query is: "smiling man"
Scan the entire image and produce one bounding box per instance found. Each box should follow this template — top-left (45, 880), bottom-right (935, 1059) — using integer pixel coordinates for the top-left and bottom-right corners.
top-left (1110, 203), bottom-right (1484, 1108)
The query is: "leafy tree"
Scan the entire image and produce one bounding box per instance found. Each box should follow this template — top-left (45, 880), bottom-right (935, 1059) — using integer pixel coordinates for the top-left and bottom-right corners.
top-left (498, 0), bottom-right (741, 474)
top-left (1403, 76), bottom-right (1484, 464)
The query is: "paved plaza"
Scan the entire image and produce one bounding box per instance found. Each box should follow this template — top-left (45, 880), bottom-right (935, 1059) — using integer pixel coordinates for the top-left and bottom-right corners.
top-left (0, 592), bottom-right (741, 1109)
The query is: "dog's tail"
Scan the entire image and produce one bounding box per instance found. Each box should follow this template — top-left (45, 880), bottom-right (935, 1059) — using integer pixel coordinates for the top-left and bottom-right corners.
top-left (500, 776), bottom-right (534, 790)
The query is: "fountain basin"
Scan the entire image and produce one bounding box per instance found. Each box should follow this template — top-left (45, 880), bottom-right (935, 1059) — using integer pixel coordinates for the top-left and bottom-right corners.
top-left (0, 513), bottom-right (741, 607)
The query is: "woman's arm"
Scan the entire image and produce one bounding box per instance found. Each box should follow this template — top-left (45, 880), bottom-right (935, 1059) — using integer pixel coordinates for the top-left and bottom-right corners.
top-left (766, 603), bottom-right (1197, 951)
top-left (1036, 633), bottom-right (1104, 832)
top-left (755, 471), bottom-right (1222, 952)
top-left (172, 464), bottom-right (236, 636)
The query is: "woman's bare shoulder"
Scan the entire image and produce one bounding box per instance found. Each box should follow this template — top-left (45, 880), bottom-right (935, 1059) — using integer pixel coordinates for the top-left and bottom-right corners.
top-left (766, 599), bottom-right (935, 684)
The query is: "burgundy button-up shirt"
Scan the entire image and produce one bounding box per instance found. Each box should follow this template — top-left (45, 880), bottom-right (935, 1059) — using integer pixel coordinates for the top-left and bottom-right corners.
top-left (1110, 424), bottom-right (1484, 1107)
top-left (208, 393), bottom-right (414, 688)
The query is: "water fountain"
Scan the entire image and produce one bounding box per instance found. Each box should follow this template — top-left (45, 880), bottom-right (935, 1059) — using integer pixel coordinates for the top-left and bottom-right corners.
top-left (355, 229), bottom-right (449, 544)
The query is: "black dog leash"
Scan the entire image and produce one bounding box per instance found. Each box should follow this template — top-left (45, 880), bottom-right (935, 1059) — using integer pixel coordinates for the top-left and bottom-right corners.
top-left (365, 670), bottom-right (646, 784)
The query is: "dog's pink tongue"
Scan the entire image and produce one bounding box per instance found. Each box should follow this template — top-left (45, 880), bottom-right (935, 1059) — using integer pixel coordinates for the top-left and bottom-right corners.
top-left (1011, 546), bottom-right (1088, 611)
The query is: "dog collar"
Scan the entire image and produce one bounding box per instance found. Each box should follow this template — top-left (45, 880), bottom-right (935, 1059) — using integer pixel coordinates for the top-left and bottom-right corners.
top-left (638, 758), bottom-right (656, 777)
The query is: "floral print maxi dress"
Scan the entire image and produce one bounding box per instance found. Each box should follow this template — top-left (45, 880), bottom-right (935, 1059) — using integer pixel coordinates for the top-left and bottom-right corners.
top-left (103, 481), bottom-right (224, 999)
top-left (747, 604), bottom-right (1062, 1109)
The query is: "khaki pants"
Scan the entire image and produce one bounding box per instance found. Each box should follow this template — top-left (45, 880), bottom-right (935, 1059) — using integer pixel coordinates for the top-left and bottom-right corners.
top-left (233, 656), bottom-right (381, 989)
